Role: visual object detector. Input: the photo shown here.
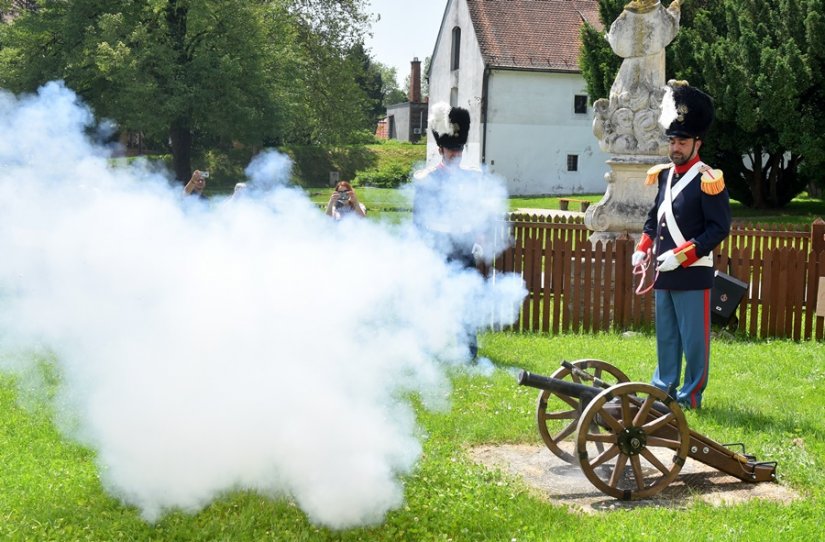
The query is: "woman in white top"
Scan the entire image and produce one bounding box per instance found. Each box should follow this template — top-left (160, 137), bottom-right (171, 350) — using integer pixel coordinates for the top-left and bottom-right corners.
top-left (325, 181), bottom-right (367, 220)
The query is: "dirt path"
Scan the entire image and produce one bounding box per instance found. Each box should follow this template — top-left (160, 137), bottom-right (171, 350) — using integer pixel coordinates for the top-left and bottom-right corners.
top-left (469, 443), bottom-right (800, 513)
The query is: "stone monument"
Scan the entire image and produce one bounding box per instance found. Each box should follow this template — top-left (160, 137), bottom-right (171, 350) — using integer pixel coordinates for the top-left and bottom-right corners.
top-left (585, 0), bottom-right (681, 242)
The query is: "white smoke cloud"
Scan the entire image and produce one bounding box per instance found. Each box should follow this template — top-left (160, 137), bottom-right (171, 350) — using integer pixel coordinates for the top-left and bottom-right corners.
top-left (0, 81), bottom-right (525, 528)
top-left (404, 165), bottom-right (510, 264)
top-left (243, 148), bottom-right (292, 192)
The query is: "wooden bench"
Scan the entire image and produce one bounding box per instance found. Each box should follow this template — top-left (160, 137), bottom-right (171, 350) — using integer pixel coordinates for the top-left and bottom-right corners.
top-left (558, 198), bottom-right (591, 212)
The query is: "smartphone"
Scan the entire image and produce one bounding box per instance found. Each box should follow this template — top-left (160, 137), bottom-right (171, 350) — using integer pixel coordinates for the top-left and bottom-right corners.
top-left (200, 171), bottom-right (210, 178)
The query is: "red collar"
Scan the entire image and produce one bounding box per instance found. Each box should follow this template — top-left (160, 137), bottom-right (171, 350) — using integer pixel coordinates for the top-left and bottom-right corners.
top-left (674, 155), bottom-right (701, 175)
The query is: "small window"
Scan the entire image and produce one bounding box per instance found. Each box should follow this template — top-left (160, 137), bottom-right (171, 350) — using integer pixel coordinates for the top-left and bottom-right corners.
top-left (451, 27), bottom-right (461, 70)
top-left (574, 95), bottom-right (588, 114)
top-left (567, 154), bottom-right (578, 171)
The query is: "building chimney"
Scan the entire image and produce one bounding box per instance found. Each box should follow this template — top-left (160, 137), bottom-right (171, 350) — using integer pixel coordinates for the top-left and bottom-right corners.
top-left (409, 57), bottom-right (421, 104)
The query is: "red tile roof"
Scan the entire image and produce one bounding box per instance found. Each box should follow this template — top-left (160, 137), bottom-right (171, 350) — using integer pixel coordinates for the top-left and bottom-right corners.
top-left (466, 0), bottom-right (601, 72)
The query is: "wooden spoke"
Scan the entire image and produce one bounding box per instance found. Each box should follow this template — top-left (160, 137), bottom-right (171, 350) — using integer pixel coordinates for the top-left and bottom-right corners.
top-left (621, 394), bottom-right (633, 425)
top-left (608, 453), bottom-right (629, 488)
top-left (541, 408), bottom-right (578, 421)
top-left (588, 444), bottom-right (620, 469)
top-left (631, 395), bottom-right (656, 427)
top-left (645, 436), bottom-right (684, 450)
top-left (584, 432), bottom-right (617, 444)
top-left (630, 455), bottom-right (646, 490)
top-left (555, 393), bottom-right (579, 410)
top-left (552, 420), bottom-right (578, 443)
top-left (587, 422), bottom-right (609, 455)
top-left (642, 412), bottom-right (676, 434)
top-left (594, 407), bottom-right (624, 433)
top-left (640, 448), bottom-right (670, 475)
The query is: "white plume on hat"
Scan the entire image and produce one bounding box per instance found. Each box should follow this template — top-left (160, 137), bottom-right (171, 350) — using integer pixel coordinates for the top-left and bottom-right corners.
top-left (659, 85), bottom-right (678, 130)
top-left (429, 102), bottom-right (457, 137)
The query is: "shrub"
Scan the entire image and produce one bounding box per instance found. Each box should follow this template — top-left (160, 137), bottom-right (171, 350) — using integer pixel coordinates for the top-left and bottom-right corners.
top-left (353, 161), bottom-right (413, 188)
top-left (347, 129), bottom-right (381, 145)
top-left (352, 141), bottom-right (426, 188)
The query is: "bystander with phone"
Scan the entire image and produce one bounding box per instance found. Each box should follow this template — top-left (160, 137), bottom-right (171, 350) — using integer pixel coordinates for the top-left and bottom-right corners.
top-left (325, 181), bottom-right (366, 220)
top-left (183, 170), bottom-right (208, 198)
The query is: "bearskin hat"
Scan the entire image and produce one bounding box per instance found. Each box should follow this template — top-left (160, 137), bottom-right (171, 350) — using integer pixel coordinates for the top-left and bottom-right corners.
top-left (429, 102), bottom-right (470, 149)
top-left (659, 80), bottom-right (715, 138)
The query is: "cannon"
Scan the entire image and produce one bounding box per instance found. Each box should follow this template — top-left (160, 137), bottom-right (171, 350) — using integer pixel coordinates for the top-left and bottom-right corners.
top-left (519, 360), bottom-right (777, 500)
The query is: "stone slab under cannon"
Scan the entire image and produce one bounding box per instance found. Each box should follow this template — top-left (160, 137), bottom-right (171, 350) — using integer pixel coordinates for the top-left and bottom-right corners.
top-left (517, 359), bottom-right (777, 500)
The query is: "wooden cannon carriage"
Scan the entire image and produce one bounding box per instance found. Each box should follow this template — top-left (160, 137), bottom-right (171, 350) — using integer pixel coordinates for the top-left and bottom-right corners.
top-left (519, 360), bottom-right (777, 500)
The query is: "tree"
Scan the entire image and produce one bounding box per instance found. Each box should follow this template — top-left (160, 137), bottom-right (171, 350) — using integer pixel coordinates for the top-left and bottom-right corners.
top-left (375, 63), bottom-right (406, 107)
top-left (672, 0), bottom-right (825, 207)
top-left (0, 0), bottom-right (37, 21)
top-left (579, 0), bottom-right (825, 208)
top-left (0, 0), bottom-right (373, 181)
top-left (421, 56), bottom-right (430, 100)
top-left (282, 0), bottom-right (375, 145)
top-left (578, 0), bottom-right (624, 104)
top-left (347, 42), bottom-right (384, 125)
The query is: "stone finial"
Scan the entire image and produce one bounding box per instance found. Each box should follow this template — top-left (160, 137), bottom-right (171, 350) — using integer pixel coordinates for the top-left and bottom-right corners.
top-left (592, 1), bottom-right (681, 157)
top-left (624, 0), bottom-right (661, 14)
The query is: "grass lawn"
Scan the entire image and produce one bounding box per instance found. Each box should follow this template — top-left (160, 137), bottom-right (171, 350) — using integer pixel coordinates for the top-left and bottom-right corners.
top-left (729, 193), bottom-right (825, 225)
top-left (307, 189), bottom-right (607, 215)
top-left (1, 332), bottom-right (822, 541)
top-left (306, 188), bottom-right (824, 225)
top-left (508, 194), bottom-right (603, 212)
top-left (307, 186), bottom-right (411, 211)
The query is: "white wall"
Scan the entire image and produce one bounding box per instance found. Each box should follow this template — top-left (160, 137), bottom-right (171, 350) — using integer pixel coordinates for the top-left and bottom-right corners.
top-left (426, 0), bottom-right (485, 169)
top-left (485, 70), bottom-right (609, 196)
top-left (425, 0), bottom-right (610, 196)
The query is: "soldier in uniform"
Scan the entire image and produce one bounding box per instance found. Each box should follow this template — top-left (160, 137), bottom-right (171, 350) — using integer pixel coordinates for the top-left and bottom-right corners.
top-left (632, 81), bottom-right (731, 410)
top-left (412, 102), bottom-right (484, 359)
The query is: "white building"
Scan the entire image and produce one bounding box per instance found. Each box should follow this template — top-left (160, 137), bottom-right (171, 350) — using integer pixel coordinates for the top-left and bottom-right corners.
top-left (427, 0), bottom-right (609, 196)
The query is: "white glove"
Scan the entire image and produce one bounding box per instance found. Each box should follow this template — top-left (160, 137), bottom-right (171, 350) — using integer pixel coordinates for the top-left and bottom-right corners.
top-left (471, 243), bottom-right (484, 262)
top-left (631, 250), bottom-right (647, 267)
top-left (656, 250), bottom-right (680, 272)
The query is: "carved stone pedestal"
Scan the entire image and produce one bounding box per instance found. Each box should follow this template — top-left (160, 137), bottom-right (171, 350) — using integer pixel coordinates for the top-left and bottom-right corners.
top-left (585, 156), bottom-right (665, 245)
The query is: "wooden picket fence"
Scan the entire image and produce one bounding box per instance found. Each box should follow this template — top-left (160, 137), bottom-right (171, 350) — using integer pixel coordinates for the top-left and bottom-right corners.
top-left (486, 215), bottom-right (825, 340)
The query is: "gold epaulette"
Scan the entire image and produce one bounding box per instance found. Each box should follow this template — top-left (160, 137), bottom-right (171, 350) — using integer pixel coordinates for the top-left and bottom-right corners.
top-left (699, 165), bottom-right (725, 195)
top-left (645, 163), bottom-right (671, 185)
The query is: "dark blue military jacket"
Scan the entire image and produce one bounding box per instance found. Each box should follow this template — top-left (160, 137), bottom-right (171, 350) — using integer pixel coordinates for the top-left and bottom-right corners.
top-left (642, 165), bottom-right (731, 290)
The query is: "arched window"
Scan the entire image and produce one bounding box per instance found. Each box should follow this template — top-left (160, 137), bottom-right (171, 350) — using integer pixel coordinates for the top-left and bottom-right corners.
top-left (451, 27), bottom-right (461, 70)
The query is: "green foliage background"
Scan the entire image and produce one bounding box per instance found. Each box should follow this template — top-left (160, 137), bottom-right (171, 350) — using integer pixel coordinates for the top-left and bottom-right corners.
top-left (0, 0), bottom-right (380, 181)
top-left (579, 0), bottom-right (825, 208)
top-left (183, 140), bottom-right (425, 195)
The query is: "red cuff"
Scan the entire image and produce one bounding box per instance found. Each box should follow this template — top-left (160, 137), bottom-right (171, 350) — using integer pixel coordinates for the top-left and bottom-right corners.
top-left (674, 241), bottom-right (698, 266)
top-left (636, 233), bottom-right (653, 253)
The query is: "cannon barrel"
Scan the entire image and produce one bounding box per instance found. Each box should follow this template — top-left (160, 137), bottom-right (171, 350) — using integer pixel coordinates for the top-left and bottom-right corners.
top-left (518, 370), bottom-right (600, 403)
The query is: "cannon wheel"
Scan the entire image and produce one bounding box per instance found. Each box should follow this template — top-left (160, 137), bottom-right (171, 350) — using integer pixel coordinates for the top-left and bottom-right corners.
top-left (576, 382), bottom-right (690, 500)
top-left (536, 359), bottom-right (630, 464)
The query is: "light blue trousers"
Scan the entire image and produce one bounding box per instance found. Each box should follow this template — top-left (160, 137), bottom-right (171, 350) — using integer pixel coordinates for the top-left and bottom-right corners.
top-left (653, 289), bottom-right (711, 408)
